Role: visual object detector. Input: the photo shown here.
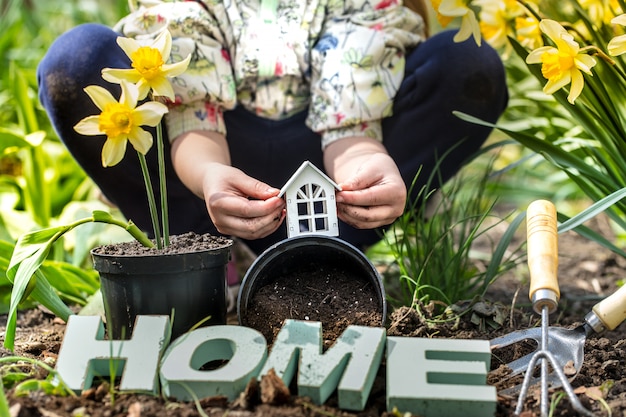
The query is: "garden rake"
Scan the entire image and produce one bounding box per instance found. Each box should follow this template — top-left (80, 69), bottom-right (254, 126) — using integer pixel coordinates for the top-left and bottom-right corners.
top-left (491, 282), bottom-right (626, 395)
top-left (506, 200), bottom-right (594, 416)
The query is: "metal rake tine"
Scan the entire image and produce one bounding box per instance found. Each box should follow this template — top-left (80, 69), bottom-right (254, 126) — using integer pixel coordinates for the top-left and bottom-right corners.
top-left (490, 327), bottom-right (542, 349)
top-left (491, 328), bottom-right (542, 375)
top-left (501, 352), bottom-right (537, 376)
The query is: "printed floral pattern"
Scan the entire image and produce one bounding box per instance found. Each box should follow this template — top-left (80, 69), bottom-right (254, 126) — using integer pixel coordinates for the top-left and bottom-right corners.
top-left (116, 0), bottom-right (425, 148)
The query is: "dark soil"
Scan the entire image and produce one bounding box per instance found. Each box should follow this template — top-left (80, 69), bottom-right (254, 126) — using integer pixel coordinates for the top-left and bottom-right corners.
top-left (3, 219), bottom-right (626, 416)
top-left (91, 232), bottom-right (233, 255)
top-left (242, 265), bottom-right (383, 345)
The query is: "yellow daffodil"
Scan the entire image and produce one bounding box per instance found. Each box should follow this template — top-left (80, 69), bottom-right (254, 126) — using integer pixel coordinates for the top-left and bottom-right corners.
top-left (437, 0), bottom-right (482, 46)
top-left (526, 19), bottom-right (597, 104)
top-left (608, 14), bottom-right (626, 56)
top-left (475, 0), bottom-right (510, 50)
top-left (579, 0), bottom-right (622, 24)
top-left (74, 81), bottom-right (168, 167)
top-left (102, 30), bottom-right (191, 100)
top-left (515, 16), bottom-right (542, 50)
top-left (473, 0), bottom-right (541, 53)
top-left (431, 0), bottom-right (455, 27)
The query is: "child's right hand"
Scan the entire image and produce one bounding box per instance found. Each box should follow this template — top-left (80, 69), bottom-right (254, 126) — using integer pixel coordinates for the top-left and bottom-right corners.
top-left (171, 130), bottom-right (285, 240)
top-left (200, 163), bottom-right (286, 239)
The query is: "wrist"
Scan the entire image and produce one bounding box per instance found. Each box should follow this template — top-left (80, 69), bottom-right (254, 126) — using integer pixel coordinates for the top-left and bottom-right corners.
top-left (323, 136), bottom-right (388, 177)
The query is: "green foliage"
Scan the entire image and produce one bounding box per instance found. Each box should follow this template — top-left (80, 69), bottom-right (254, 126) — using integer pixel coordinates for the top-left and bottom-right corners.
top-left (369, 155), bottom-right (525, 314)
top-left (466, 0), bottom-right (626, 248)
top-left (0, 356), bottom-right (75, 397)
top-left (0, 0), bottom-right (130, 346)
top-left (4, 211), bottom-right (152, 350)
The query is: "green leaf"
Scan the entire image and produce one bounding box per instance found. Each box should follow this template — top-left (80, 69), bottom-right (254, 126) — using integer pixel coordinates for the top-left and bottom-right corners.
top-left (40, 262), bottom-right (99, 302)
top-left (0, 380), bottom-right (9, 416)
top-left (557, 187), bottom-right (626, 233)
top-left (7, 225), bottom-right (71, 280)
top-left (4, 224), bottom-right (78, 351)
top-left (4, 270), bottom-right (73, 351)
top-left (0, 127), bottom-right (28, 151)
top-left (92, 210), bottom-right (114, 222)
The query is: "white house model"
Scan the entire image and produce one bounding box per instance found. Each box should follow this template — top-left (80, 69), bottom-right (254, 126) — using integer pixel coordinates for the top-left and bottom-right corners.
top-left (278, 161), bottom-right (342, 238)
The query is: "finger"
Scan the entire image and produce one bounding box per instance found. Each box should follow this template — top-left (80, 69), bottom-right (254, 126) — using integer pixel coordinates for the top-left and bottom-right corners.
top-left (337, 187), bottom-right (406, 214)
top-left (217, 207), bottom-right (285, 239)
top-left (227, 170), bottom-right (281, 200)
top-left (337, 203), bottom-right (399, 229)
top-left (211, 195), bottom-right (285, 219)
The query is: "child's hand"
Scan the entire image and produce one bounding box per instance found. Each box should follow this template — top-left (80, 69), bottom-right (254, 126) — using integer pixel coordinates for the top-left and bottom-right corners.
top-left (171, 130), bottom-right (285, 240)
top-left (200, 164), bottom-right (286, 239)
top-left (324, 136), bottom-right (406, 230)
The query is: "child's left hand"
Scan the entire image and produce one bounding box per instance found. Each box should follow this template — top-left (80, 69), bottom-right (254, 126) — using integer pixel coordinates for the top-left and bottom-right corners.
top-left (324, 136), bottom-right (406, 230)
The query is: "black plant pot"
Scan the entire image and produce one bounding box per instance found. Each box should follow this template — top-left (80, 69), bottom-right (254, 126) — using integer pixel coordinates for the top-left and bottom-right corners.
top-left (92, 241), bottom-right (232, 340)
top-left (237, 235), bottom-right (386, 329)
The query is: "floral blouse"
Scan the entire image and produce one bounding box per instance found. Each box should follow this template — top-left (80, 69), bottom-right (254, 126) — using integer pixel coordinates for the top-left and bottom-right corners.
top-left (115, 0), bottom-right (426, 149)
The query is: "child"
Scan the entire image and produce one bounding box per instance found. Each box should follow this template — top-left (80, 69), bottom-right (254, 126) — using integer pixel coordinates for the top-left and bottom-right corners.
top-left (37, 0), bottom-right (507, 256)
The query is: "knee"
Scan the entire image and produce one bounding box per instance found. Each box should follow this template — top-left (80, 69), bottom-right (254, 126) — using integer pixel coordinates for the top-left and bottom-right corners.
top-left (38, 23), bottom-right (115, 75)
top-left (37, 23), bottom-right (123, 110)
top-left (443, 31), bottom-right (508, 109)
top-left (407, 30), bottom-right (508, 113)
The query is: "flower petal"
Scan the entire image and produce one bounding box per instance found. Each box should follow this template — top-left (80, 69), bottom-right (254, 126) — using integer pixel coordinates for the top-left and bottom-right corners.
top-left (568, 70), bottom-right (584, 104)
top-left (149, 77), bottom-right (176, 100)
top-left (153, 30), bottom-right (172, 60)
top-left (119, 81), bottom-right (140, 109)
top-left (134, 101), bottom-right (169, 126)
top-left (128, 127), bottom-right (154, 155)
top-left (116, 36), bottom-right (141, 59)
top-left (454, 16), bottom-right (473, 43)
top-left (162, 54), bottom-right (191, 78)
top-left (539, 19), bottom-right (567, 44)
top-left (83, 86), bottom-right (117, 111)
top-left (101, 137), bottom-right (127, 167)
top-left (611, 14), bottom-right (626, 26)
top-left (526, 46), bottom-right (553, 64)
top-left (439, 0), bottom-right (469, 17)
top-left (468, 11), bottom-right (482, 46)
top-left (543, 72), bottom-right (571, 95)
top-left (575, 55), bottom-right (597, 74)
top-left (608, 34), bottom-right (626, 56)
top-left (102, 68), bottom-right (143, 85)
top-left (73, 116), bottom-right (103, 136)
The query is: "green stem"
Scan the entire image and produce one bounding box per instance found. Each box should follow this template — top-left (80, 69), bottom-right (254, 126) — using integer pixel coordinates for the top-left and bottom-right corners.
top-left (156, 122), bottom-right (169, 246)
top-left (107, 219), bottom-right (154, 248)
top-left (137, 152), bottom-right (163, 249)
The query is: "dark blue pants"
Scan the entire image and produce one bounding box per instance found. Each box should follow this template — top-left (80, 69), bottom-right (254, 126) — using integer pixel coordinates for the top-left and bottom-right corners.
top-left (37, 23), bottom-right (507, 254)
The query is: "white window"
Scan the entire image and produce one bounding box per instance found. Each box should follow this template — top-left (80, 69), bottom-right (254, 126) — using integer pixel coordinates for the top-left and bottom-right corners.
top-left (296, 183), bottom-right (330, 233)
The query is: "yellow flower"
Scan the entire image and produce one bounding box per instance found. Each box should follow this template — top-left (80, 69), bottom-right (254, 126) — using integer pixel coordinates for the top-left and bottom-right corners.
top-left (73, 81), bottom-right (168, 167)
top-left (608, 14), bottom-right (626, 56)
top-left (431, 0), bottom-right (455, 27)
top-left (476, 0), bottom-right (510, 50)
top-left (102, 30), bottom-right (191, 100)
top-left (526, 19), bottom-right (597, 104)
top-left (436, 0), bottom-right (482, 45)
top-left (579, 0), bottom-right (622, 24)
top-left (515, 16), bottom-right (542, 50)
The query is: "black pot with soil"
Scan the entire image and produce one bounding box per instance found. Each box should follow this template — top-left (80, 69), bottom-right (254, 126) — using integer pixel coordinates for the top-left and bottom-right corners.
top-left (91, 232), bottom-right (233, 340)
top-left (237, 235), bottom-right (386, 344)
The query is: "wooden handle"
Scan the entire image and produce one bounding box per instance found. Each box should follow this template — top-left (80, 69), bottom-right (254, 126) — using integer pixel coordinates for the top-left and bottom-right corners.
top-left (592, 284), bottom-right (626, 331)
top-left (526, 200), bottom-right (559, 314)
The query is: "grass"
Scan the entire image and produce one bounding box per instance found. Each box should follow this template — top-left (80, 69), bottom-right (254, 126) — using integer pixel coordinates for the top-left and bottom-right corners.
top-left (368, 151), bottom-right (526, 317)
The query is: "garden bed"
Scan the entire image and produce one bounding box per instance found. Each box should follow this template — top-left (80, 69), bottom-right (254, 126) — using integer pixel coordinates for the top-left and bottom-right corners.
top-left (2, 223), bottom-right (626, 416)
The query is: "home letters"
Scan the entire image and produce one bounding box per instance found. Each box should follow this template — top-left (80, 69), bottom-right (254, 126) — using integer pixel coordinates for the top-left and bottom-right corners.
top-left (55, 315), bottom-right (496, 415)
